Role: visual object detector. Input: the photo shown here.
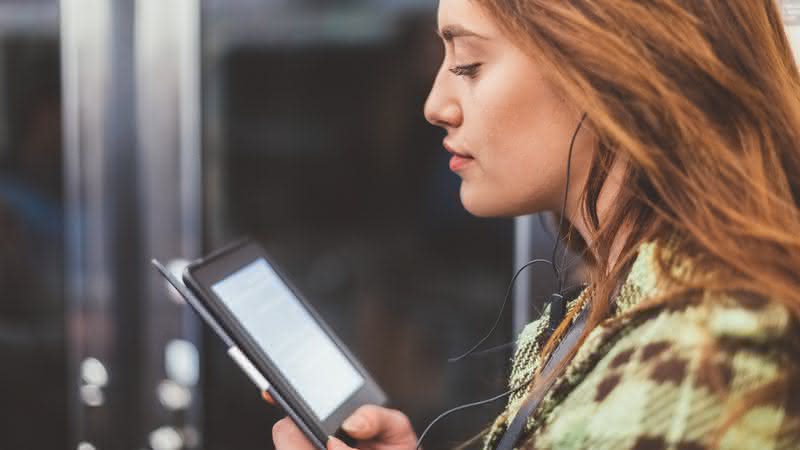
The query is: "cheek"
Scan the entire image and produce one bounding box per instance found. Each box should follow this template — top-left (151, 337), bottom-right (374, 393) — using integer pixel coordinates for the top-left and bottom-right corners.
top-left (467, 64), bottom-right (571, 206)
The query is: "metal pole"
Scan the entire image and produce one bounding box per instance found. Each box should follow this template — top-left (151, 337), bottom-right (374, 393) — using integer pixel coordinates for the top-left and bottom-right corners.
top-left (136, 0), bottom-right (203, 447)
top-left (512, 215), bottom-right (534, 336)
top-left (62, 0), bottom-right (142, 447)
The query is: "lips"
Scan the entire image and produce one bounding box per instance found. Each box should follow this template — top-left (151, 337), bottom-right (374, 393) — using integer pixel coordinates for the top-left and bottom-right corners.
top-left (443, 139), bottom-right (475, 172)
top-left (443, 139), bottom-right (473, 159)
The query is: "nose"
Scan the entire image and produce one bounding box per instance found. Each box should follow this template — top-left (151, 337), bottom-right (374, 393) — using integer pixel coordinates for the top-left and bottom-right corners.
top-left (424, 66), bottom-right (462, 129)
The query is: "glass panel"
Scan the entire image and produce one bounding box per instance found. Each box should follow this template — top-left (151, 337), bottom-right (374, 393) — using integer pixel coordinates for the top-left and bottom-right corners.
top-left (0, 2), bottom-right (65, 448)
top-left (201, 2), bottom-right (513, 449)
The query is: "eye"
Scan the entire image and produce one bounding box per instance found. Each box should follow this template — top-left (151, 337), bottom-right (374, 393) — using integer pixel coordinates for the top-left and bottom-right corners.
top-left (449, 63), bottom-right (482, 79)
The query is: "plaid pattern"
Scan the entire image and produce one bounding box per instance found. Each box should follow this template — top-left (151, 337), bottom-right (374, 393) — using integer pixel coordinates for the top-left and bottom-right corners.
top-left (482, 242), bottom-right (800, 450)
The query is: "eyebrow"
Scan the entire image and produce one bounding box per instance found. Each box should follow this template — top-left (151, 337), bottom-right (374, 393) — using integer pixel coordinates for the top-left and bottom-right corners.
top-left (436, 24), bottom-right (489, 41)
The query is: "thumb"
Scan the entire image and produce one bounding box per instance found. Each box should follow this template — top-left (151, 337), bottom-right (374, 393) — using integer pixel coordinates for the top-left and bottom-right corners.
top-left (341, 411), bottom-right (375, 440)
top-left (341, 405), bottom-right (412, 441)
top-left (327, 436), bottom-right (355, 450)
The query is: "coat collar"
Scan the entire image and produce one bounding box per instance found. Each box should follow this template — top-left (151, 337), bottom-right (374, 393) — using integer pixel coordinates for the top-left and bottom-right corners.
top-left (567, 240), bottom-right (662, 321)
top-left (612, 241), bottom-right (661, 317)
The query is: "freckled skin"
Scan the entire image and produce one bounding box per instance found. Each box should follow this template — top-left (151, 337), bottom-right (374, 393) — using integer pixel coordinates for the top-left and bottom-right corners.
top-left (424, 0), bottom-right (596, 218)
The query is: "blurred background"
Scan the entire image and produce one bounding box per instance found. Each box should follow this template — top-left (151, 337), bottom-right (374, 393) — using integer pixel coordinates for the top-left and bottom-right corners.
top-left (1, 1), bottom-right (799, 449)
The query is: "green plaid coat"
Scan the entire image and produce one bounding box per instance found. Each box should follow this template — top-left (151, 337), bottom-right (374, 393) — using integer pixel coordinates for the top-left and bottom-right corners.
top-left (482, 242), bottom-right (799, 450)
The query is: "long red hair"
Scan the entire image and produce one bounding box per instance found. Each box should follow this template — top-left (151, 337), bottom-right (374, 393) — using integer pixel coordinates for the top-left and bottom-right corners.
top-left (472, 0), bottom-right (800, 444)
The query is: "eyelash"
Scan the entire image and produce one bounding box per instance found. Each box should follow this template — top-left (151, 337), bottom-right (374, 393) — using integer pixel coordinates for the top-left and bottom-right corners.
top-left (449, 63), bottom-right (482, 78)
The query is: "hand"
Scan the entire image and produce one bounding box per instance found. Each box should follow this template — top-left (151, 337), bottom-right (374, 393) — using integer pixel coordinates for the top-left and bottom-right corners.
top-left (272, 405), bottom-right (418, 450)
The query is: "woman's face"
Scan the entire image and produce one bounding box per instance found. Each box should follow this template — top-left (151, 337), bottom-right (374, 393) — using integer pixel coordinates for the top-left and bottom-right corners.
top-left (424, 0), bottom-right (594, 218)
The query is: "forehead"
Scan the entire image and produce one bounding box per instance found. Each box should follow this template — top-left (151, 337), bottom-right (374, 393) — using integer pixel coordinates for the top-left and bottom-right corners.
top-left (437, 0), bottom-right (497, 39)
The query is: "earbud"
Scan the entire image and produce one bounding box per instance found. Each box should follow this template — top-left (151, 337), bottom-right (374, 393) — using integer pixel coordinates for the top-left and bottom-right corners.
top-left (548, 293), bottom-right (566, 333)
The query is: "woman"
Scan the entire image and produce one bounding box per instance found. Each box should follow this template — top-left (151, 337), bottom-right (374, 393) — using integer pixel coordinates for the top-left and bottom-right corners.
top-left (274, 0), bottom-right (800, 449)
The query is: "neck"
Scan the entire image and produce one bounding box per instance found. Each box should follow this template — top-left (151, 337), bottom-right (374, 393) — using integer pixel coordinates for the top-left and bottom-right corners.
top-left (564, 158), bottom-right (629, 273)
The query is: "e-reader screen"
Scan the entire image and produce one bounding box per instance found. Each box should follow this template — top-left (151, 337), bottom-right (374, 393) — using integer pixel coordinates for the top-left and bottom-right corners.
top-left (210, 258), bottom-right (364, 420)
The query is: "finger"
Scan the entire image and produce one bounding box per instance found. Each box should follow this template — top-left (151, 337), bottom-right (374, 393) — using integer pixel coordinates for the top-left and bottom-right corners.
top-left (341, 405), bottom-right (413, 441)
top-left (326, 436), bottom-right (356, 450)
top-left (262, 390), bottom-right (276, 406)
top-left (272, 417), bottom-right (315, 450)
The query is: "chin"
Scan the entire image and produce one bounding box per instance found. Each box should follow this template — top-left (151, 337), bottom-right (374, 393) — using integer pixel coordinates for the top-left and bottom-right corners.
top-left (459, 184), bottom-right (548, 218)
top-left (459, 186), bottom-right (517, 218)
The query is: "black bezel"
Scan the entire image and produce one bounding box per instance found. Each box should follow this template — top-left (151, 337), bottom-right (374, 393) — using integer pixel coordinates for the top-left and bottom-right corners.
top-left (182, 239), bottom-right (387, 443)
top-left (152, 258), bottom-right (328, 449)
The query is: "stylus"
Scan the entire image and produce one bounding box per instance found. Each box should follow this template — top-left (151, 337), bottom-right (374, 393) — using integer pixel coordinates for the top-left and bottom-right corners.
top-left (227, 346), bottom-right (327, 450)
top-left (227, 346), bottom-right (271, 391)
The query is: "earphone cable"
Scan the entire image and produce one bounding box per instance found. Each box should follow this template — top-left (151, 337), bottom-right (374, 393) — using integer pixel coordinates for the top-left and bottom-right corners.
top-left (415, 381), bottom-right (530, 450)
top-left (447, 258), bottom-right (559, 363)
top-left (553, 112), bottom-right (588, 294)
top-left (417, 114), bottom-right (589, 447)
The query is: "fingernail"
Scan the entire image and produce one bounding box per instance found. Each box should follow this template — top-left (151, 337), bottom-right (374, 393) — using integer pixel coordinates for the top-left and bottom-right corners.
top-left (327, 435), bottom-right (346, 449)
top-left (342, 416), bottom-right (366, 433)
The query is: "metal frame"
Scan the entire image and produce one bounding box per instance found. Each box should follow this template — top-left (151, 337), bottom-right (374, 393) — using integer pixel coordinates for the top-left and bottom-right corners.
top-left (0, 42), bottom-right (6, 159)
top-left (63, 0), bottom-right (203, 447)
top-left (512, 215), bottom-right (535, 335)
top-left (0, 3), bottom-right (59, 38)
top-left (136, 0), bottom-right (203, 447)
top-left (62, 0), bottom-right (143, 447)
